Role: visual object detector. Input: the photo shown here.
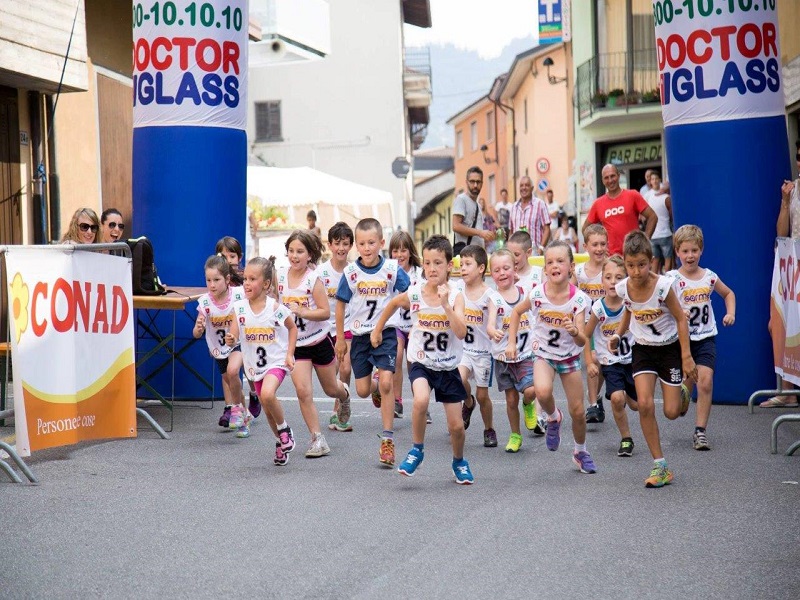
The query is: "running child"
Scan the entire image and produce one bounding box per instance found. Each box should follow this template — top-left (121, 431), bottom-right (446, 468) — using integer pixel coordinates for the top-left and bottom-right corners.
top-left (573, 224), bottom-right (608, 424)
top-left (372, 235), bottom-right (474, 484)
top-left (584, 255), bottom-right (639, 457)
top-left (668, 224), bottom-right (735, 451)
top-left (507, 230), bottom-right (545, 292)
top-left (456, 244), bottom-right (497, 447)
top-left (335, 218), bottom-right (410, 466)
top-left (506, 241), bottom-right (596, 474)
top-left (387, 230), bottom-right (423, 420)
top-left (486, 248), bottom-right (536, 453)
top-left (277, 230), bottom-right (351, 458)
top-left (318, 222), bottom-right (355, 432)
top-left (193, 255), bottom-right (248, 434)
top-left (228, 257), bottom-right (297, 466)
top-left (610, 230), bottom-right (697, 488)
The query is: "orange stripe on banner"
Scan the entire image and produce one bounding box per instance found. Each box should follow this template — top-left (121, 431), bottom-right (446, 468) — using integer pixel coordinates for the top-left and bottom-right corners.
top-left (24, 364), bottom-right (137, 452)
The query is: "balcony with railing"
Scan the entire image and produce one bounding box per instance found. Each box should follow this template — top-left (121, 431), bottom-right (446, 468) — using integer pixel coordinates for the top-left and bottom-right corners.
top-left (576, 49), bottom-right (662, 125)
top-left (404, 47), bottom-right (432, 148)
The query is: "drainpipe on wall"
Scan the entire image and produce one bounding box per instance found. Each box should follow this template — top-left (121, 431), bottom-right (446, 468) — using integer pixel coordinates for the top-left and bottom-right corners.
top-left (28, 92), bottom-right (47, 244)
top-left (45, 95), bottom-right (60, 242)
top-left (493, 98), bottom-right (516, 200)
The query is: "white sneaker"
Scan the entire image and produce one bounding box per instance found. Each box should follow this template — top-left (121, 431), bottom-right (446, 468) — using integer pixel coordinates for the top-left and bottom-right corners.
top-left (338, 383), bottom-right (351, 424)
top-left (305, 433), bottom-right (331, 458)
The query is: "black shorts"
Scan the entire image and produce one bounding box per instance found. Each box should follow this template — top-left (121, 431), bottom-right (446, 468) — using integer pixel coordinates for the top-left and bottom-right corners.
top-left (601, 362), bottom-right (638, 401)
top-left (295, 335), bottom-right (336, 366)
top-left (690, 336), bottom-right (716, 370)
top-left (631, 340), bottom-right (683, 387)
top-left (408, 363), bottom-right (466, 404)
top-left (350, 329), bottom-right (398, 379)
top-left (215, 345), bottom-right (240, 374)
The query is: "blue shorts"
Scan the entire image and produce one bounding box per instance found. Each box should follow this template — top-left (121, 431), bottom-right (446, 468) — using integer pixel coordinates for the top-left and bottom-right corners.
top-left (690, 336), bottom-right (716, 370)
top-left (601, 362), bottom-right (638, 401)
top-left (494, 359), bottom-right (534, 393)
top-left (408, 363), bottom-right (466, 403)
top-left (651, 236), bottom-right (673, 260)
top-left (350, 329), bottom-right (398, 379)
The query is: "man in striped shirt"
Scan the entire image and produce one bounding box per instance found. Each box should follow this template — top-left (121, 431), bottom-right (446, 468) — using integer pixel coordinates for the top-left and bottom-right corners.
top-left (509, 176), bottom-right (551, 254)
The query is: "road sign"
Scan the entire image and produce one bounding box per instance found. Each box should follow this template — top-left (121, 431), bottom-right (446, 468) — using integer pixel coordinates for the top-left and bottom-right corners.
top-left (537, 178), bottom-right (549, 192)
top-left (536, 157), bottom-right (550, 174)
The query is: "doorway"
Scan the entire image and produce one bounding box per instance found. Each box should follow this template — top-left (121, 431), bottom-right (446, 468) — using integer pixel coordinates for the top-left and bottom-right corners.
top-left (0, 85), bottom-right (22, 343)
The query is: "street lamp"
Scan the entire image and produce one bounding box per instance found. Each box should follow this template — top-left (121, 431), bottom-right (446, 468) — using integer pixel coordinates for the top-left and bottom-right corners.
top-left (543, 56), bottom-right (567, 85)
top-left (480, 144), bottom-right (497, 164)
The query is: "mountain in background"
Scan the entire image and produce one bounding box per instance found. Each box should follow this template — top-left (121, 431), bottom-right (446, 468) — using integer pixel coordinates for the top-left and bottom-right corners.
top-left (418, 36), bottom-right (537, 150)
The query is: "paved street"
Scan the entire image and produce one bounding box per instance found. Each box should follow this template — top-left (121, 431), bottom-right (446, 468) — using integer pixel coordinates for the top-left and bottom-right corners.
top-left (1, 374), bottom-right (799, 599)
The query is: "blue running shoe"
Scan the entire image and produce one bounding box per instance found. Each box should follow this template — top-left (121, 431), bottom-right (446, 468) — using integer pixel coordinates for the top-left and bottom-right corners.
top-left (572, 450), bottom-right (597, 474)
top-left (545, 408), bottom-right (562, 452)
top-left (398, 447), bottom-right (424, 476)
top-left (452, 459), bottom-right (474, 485)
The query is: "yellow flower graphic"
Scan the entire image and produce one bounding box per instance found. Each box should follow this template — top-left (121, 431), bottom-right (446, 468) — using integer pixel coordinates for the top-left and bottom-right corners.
top-left (9, 273), bottom-right (29, 344)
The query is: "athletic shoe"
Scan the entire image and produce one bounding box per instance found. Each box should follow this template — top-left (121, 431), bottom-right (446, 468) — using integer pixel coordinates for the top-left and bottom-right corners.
top-left (329, 416), bottom-right (353, 432)
top-left (596, 397), bottom-right (606, 423)
top-left (546, 409), bottom-right (563, 452)
top-left (680, 384), bottom-right (691, 417)
top-left (693, 430), bottom-right (710, 451)
top-left (229, 405), bottom-right (245, 429)
top-left (645, 464), bottom-right (674, 488)
top-left (585, 404), bottom-right (601, 423)
top-left (305, 433), bottom-right (331, 458)
top-left (394, 399), bottom-right (404, 419)
top-left (523, 401), bottom-right (537, 430)
top-left (338, 383), bottom-right (351, 424)
top-left (278, 426), bottom-right (295, 454)
top-left (426, 410), bottom-right (432, 424)
top-left (328, 414), bottom-right (339, 429)
top-left (248, 393), bottom-right (262, 419)
top-left (398, 447), bottom-right (424, 476)
top-left (533, 416), bottom-right (547, 436)
top-left (371, 372), bottom-right (381, 408)
top-left (236, 421), bottom-right (251, 438)
top-left (273, 442), bottom-right (289, 466)
top-left (462, 396), bottom-right (476, 430)
top-left (452, 459), bottom-right (474, 485)
top-left (617, 437), bottom-right (634, 457)
top-left (505, 432), bottom-right (523, 453)
top-left (483, 428), bottom-right (498, 448)
top-left (572, 450), bottom-right (597, 474)
top-left (379, 437), bottom-right (395, 466)
top-left (218, 405), bottom-right (232, 428)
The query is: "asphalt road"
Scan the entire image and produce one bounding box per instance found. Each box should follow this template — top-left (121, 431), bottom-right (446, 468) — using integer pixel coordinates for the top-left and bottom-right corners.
top-left (1, 373), bottom-right (799, 599)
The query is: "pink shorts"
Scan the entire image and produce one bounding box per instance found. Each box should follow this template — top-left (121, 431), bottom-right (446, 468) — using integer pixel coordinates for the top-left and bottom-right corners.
top-left (254, 368), bottom-right (287, 395)
top-left (331, 331), bottom-right (353, 343)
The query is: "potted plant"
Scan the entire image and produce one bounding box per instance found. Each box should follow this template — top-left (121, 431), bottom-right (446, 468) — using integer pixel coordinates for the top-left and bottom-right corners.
top-left (591, 90), bottom-right (607, 108)
top-left (607, 88), bottom-right (624, 107)
top-left (642, 88), bottom-right (660, 103)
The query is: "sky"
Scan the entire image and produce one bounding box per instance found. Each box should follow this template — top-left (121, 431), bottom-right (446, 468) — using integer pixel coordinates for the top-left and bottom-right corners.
top-left (403, 0), bottom-right (540, 59)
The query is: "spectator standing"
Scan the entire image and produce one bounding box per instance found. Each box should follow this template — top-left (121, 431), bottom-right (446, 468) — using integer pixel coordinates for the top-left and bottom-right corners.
top-left (639, 169), bottom-right (654, 197)
top-left (509, 176), bottom-right (550, 254)
top-left (478, 197), bottom-right (497, 253)
top-left (582, 164), bottom-right (657, 256)
top-left (546, 190), bottom-right (559, 234)
top-left (452, 166), bottom-right (494, 253)
top-left (647, 176), bottom-right (674, 273)
top-left (495, 188), bottom-right (512, 236)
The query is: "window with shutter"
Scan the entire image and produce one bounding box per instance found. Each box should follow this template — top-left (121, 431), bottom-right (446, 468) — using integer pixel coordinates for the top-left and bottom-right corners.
top-left (255, 101), bottom-right (283, 142)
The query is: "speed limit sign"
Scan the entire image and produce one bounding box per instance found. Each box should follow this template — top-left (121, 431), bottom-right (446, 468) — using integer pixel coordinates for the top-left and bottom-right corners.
top-left (536, 157), bottom-right (550, 174)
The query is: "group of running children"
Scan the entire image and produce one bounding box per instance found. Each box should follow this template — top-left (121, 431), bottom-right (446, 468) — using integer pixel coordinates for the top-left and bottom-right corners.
top-left (194, 217), bottom-right (735, 488)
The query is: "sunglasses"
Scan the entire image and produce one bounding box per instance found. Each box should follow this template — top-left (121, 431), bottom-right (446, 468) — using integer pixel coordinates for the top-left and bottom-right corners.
top-left (107, 222), bottom-right (125, 230)
top-left (79, 223), bottom-right (98, 232)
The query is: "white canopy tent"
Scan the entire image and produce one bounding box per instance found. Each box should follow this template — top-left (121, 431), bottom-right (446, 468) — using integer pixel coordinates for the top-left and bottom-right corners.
top-left (247, 166), bottom-right (396, 231)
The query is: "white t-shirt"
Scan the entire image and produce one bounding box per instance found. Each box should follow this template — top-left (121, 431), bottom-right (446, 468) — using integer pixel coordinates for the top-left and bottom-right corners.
top-left (495, 200), bottom-right (511, 229)
top-left (489, 287), bottom-right (532, 362)
top-left (528, 284), bottom-right (591, 361)
top-left (234, 297), bottom-right (292, 382)
top-left (648, 191), bottom-right (672, 239)
top-left (546, 200), bottom-right (559, 231)
top-left (591, 300), bottom-right (634, 365)
top-left (575, 264), bottom-right (605, 304)
top-left (458, 284), bottom-right (495, 357)
top-left (389, 265), bottom-right (423, 332)
top-left (406, 283), bottom-right (463, 371)
top-left (317, 260), bottom-right (350, 333)
top-left (616, 275), bottom-right (678, 346)
top-left (667, 268), bottom-right (719, 341)
top-left (276, 265), bottom-right (329, 347)
top-left (517, 266), bottom-right (545, 296)
top-left (197, 287), bottom-right (245, 359)
top-left (337, 258), bottom-right (403, 335)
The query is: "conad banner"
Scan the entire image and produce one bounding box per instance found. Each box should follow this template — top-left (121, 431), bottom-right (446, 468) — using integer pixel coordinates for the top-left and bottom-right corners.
top-left (132, 0), bottom-right (248, 129)
top-left (5, 248), bottom-right (136, 456)
top-left (652, 0), bottom-right (783, 126)
top-left (771, 238), bottom-right (800, 387)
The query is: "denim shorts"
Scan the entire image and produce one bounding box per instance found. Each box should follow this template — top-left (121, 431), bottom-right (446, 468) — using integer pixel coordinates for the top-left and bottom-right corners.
top-left (651, 236), bottom-right (673, 260)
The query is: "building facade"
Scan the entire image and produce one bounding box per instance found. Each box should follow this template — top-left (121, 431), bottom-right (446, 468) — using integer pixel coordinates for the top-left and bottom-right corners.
top-left (248, 0), bottom-right (431, 234)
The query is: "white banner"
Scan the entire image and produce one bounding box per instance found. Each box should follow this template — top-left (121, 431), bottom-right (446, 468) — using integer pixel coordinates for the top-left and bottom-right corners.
top-left (771, 238), bottom-right (800, 386)
top-left (132, 0), bottom-right (248, 129)
top-left (5, 248), bottom-right (136, 456)
top-left (652, 0), bottom-right (784, 127)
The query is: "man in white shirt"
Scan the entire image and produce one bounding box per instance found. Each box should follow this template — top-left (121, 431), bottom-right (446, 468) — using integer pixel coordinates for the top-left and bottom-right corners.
top-left (545, 189), bottom-right (559, 233)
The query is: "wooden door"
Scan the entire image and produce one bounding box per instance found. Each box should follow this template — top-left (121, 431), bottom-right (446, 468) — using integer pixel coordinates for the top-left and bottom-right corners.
top-left (0, 85), bottom-right (22, 344)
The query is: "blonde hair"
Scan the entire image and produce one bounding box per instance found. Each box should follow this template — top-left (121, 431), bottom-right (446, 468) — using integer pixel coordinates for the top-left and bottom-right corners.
top-left (673, 224), bottom-right (704, 251)
top-left (62, 208), bottom-right (100, 244)
top-left (603, 254), bottom-right (626, 273)
top-left (584, 223), bottom-right (608, 243)
top-left (490, 248), bottom-right (515, 269)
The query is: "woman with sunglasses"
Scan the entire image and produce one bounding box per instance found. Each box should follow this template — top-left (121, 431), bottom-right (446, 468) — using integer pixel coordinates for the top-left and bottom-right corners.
top-left (100, 208), bottom-right (126, 243)
top-left (61, 208), bottom-right (100, 244)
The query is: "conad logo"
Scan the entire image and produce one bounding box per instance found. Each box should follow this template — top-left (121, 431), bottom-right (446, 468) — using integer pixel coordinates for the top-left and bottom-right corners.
top-left (604, 206), bottom-right (625, 217)
top-left (10, 274), bottom-right (130, 339)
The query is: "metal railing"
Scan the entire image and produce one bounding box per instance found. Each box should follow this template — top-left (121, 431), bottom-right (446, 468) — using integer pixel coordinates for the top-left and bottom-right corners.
top-left (576, 49), bottom-right (660, 122)
top-left (404, 46), bottom-right (432, 80)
